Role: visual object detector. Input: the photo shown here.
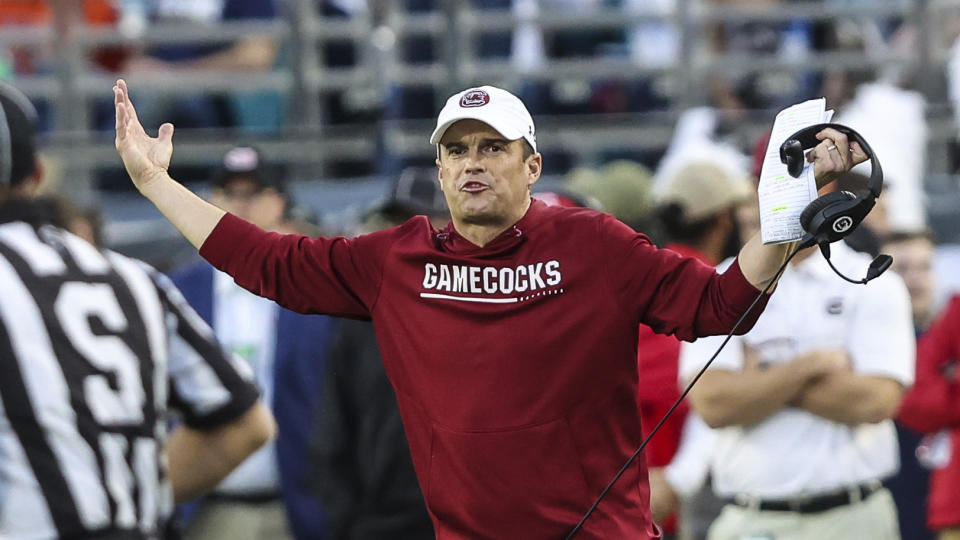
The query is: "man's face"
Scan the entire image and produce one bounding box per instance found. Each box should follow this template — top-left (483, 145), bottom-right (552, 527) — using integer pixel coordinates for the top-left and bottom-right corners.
top-left (884, 237), bottom-right (935, 328)
top-left (435, 119), bottom-right (540, 227)
top-left (211, 176), bottom-right (285, 231)
top-left (211, 176), bottom-right (261, 222)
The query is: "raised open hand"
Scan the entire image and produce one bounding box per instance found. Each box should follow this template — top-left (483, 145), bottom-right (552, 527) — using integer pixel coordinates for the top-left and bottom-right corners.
top-left (114, 79), bottom-right (174, 192)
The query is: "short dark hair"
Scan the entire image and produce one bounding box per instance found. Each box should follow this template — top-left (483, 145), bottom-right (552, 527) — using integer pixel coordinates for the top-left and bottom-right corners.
top-left (658, 203), bottom-right (726, 244)
top-left (520, 140), bottom-right (535, 161)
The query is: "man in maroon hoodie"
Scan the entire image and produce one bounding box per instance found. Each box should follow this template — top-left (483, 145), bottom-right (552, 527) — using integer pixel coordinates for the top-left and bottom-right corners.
top-left (112, 79), bottom-right (865, 539)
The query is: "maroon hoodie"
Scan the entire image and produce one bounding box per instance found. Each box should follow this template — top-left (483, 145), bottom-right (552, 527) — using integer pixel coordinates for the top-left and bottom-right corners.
top-left (200, 200), bottom-right (768, 539)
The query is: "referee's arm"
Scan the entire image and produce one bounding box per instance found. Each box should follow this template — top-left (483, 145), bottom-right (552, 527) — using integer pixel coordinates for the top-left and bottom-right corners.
top-left (166, 402), bottom-right (275, 503)
top-left (151, 268), bottom-right (276, 502)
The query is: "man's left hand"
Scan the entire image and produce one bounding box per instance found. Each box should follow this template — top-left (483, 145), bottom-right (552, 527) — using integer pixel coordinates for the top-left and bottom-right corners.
top-left (808, 127), bottom-right (870, 189)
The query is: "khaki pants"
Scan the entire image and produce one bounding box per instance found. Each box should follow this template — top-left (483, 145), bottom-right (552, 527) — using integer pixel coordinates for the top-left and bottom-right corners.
top-left (183, 498), bottom-right (293, 540)
top-left (940, 528), bottom-right (960, 540)
top-left (707, 488), bottom-right (900, 540)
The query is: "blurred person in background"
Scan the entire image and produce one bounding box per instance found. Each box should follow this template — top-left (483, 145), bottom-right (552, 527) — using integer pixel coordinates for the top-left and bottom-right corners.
top-left (654, 411), bottom-right (721, 540)
top-left (36, 194), bottom-right (105, 248)
top-left (680, 218), bottom-right (915, 540)
top-left (0, 80), bottom-right (274, 539)
top-left (884, 231), bottom-right (939, 333)
top-left (531, 188), bottom-right (596, 210)
top-left (642, 161), bottom-right (753, 539)
top-left (655, 0), bottom-right (818, 162)
top-left (897, 291), bottom-right (960, 540)
top-left (312, 166), bottom-right (449, 540)
top-left (170, 146), bottom-right (335, 540)
top-left (563, 159), bottom-right (661, 242)
top-left (62, 202), bottom-right (104, 247)
top-left (0, 0), bottom-right (119, 70)
top-left (882, 229), bottom-right (937, 540)
top-left (1, 1), bottom-right (122, 132)
top-left (655, 162), bottom-right (751, 266)
top-left (888, 230), bottom-right (960, 540)
top-left (819, 17), bottom-right (929, 236)
top-left (119, 0), bottom-right (279, 132)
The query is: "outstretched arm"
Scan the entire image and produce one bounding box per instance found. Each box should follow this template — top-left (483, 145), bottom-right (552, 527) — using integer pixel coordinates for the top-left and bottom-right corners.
top-left (113, 79), bottom-right (225, 249)
top-left (738, 127), bottom-right (869, 289)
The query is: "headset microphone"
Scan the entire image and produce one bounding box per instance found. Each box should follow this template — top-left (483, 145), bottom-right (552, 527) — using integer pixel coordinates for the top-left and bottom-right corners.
top-left (805, 238), bottom-right (893, 285)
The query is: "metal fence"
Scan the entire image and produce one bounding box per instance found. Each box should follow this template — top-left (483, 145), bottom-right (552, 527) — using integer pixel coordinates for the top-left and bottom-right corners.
top-left (5, 0), bottom-right (960, 259)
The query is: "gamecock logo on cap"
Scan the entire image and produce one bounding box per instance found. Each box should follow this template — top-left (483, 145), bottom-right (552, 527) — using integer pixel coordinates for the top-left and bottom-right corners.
top-left (460, 90), bottom-right (490, 108)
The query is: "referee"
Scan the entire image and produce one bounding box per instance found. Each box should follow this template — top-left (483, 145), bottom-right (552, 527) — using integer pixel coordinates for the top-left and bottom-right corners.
top-left (0, 83), bottom-right (275, 539)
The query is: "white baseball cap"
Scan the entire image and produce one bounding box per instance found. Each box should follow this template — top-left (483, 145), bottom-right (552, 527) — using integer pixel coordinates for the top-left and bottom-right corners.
top-left (430, 86), bottom-right (537, 152)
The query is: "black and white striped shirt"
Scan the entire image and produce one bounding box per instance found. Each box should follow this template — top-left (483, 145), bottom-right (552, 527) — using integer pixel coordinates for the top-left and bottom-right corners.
top-left (0, 203), bottom-right (260, 539)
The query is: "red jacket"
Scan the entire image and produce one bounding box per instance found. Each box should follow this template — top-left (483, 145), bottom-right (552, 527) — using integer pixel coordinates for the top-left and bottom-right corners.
top-left (897, 295), bottom-right (960, 530)
top-left (200, 200), bottom-right (768, 539)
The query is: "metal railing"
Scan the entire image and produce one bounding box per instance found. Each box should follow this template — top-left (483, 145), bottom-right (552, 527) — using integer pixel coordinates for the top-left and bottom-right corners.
top-left (3, 0), bottom-right (960, 253)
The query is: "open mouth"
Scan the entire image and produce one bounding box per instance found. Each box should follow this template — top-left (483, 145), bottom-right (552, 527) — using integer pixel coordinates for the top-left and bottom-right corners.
top-left (460, 181), bottom-right (489, 193)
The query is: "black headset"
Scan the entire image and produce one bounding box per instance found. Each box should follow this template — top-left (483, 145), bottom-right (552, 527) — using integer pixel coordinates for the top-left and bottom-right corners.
top-left (780, 122), bottom-right (892, 284)
top-left (780, 123), bottom-right (881, 244)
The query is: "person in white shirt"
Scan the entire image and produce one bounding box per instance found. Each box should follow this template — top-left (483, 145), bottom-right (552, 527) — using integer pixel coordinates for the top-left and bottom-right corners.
top-left (171, 146), bottom-right (332, 540)
top-left (680, 241), bottom-right (915, 540)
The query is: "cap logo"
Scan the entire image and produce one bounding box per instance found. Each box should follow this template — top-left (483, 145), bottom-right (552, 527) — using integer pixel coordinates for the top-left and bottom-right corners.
top-left (460, 89), bottom-right (490, 108)
top-left (223, 146), bottom-right (259, 173)
top-left (832, 215), bottom-right (853, 234)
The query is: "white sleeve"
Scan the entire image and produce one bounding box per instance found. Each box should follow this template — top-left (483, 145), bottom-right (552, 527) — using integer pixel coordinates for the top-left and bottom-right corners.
top-left (663, 413), bottom-right (717, 498)
top-left (678, 333), bottom-right (745, 383)
top-left (848, 271), bottom-right (916, 386)
top-left (153, 272), bottom-right (260, 429)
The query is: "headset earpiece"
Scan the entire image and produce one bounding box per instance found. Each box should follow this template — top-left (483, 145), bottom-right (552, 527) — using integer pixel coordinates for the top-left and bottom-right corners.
top-left (779, 139), bottom-right (805, 178)
top-left (798, 190), bottom-right (856, 232)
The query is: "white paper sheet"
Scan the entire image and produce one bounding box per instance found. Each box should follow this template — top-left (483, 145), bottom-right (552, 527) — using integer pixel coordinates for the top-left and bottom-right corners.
top-left (758, 98), bottom-right (834, 244)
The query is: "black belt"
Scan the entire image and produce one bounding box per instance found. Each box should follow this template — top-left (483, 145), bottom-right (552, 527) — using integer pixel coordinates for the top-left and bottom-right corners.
top-left (206, 491), bottom-right (281, 505)
top-left (64, 529), bottom-right (150, 540)
top-left (726, 482), bottom-right (882, 514)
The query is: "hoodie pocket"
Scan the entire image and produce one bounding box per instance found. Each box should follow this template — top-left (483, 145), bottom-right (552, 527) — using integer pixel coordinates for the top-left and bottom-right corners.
top-left (425, 417), bottom-right (593, 539)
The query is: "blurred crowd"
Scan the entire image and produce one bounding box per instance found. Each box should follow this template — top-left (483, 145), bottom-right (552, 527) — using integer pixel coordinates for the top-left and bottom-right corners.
top-left (5, 1), bottom-right (960, 540)
top-left (2, 1), bottom-right (957, 181)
